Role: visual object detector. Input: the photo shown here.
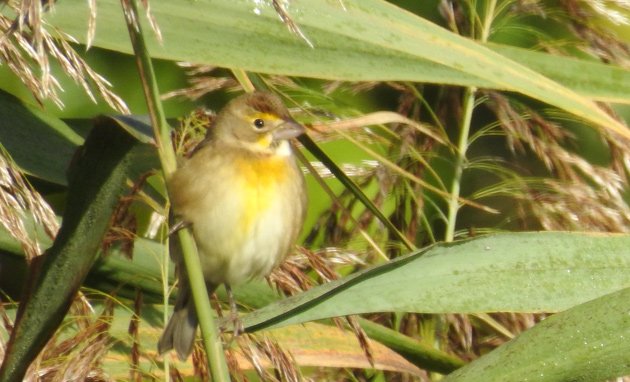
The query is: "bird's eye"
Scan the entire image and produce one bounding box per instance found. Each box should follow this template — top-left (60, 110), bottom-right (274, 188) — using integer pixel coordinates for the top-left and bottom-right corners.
top-left (253, 118), bottom-right (265, 129)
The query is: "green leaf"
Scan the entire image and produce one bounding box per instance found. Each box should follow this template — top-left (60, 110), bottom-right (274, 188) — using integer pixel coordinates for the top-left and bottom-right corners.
top-left (486, 43), bottom-right (630, 104)
top-left (0, 117), bottom-right (156, 382)
top-left (0, 222), bottom-right (468, 374)
top-left (444, 287), bottom-right (630, 382)
top-left (0, 90), bottom-right (83, 185)
top-left (45, 0), bottom-right (629, 137)
top-left (241, 232), bottom-right (630, 331)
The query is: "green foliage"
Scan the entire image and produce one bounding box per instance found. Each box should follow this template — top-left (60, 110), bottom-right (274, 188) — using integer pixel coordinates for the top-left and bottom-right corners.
top-left (243, 232), bottom-right (630, 329)
top-left (0, 118), bottom-right (157, 381)
top-left (0, 0), bottom-right (629, 381)
top-left (444, 287), bottom-right (630, 382)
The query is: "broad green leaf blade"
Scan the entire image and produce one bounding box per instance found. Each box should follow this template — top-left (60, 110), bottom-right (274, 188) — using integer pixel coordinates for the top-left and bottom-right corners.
top-left (46, 1), bottom-right (494, 85)
top-left (444, 287), bottom-right (630, 382)
top-left (486, 43), bottom-right (630, 104)
top-left (45, 0), bottom-right (629, 136)
top-left (0, 90), bottom-right (83, 185)
top-left (0, 225), bottom-right (466, 374)
top-left (0, 118), bottom-right (156, 382)
top-left (241, 232), bottom-right (630, 332)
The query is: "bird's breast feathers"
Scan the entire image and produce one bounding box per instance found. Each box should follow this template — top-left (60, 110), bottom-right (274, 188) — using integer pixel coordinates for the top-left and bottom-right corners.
top-left (234, 151), bottom-right (291, 230)
top-left (169, 143), bottom-right (304, 285)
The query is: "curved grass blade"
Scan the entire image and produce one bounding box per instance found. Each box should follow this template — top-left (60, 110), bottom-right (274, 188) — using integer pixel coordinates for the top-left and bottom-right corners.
top-left (0, 118), bottom-right (155, 382)
top-left (0, 90), bottom-right (82, 186)
top-left (444, 287), bottom-right (630, 382)
top-left (45, 0), bottom-right (630, 136)
top-left (241, 232), bottom-right (630, 331)
top-left (298, 133), bottom-right (415, 251)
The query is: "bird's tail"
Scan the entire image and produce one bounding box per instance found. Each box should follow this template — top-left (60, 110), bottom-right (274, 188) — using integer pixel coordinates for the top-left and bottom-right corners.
top-left (157, 276), bottom-right (199, 360)
top-left (158, 216), bottom-right (216, 360)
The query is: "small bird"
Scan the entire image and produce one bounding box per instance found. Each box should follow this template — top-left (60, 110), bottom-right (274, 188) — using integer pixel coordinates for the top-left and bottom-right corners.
top-left (158, 91), bottom-right (307, 360)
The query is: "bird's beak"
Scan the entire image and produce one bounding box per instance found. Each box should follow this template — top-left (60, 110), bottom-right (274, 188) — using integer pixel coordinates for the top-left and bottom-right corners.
top-left (272, 119), bottom-right (305, 141)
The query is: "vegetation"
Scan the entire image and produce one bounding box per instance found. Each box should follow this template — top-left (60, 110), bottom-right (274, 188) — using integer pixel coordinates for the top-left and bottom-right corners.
top-left (0, 0), bottom-right (628, 381)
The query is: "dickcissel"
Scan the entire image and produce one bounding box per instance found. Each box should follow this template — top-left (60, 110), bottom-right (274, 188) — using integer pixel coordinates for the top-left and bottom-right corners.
top-left (158, 91), bottom-right (307, 360)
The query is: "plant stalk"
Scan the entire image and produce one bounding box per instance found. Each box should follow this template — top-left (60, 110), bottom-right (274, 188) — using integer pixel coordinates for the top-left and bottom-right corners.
top-left (445, 0), bottom-right (496, 242)
top-left (480, 0), bottom-right (497, 42)
top-left (120, 0), bottom-right (175, 174)
top-left (121, 1), bottom-right (230, 380)
top-left (445, 86), bottom-right (476, 242)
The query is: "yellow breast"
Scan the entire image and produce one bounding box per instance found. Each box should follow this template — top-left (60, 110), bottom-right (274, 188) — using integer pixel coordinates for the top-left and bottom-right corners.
top-left (234, 155), bottom-right (291, 231)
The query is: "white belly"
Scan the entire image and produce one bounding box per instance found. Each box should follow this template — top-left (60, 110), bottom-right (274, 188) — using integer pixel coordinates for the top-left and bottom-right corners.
top-left (193, 190), bottom-right (290, 286)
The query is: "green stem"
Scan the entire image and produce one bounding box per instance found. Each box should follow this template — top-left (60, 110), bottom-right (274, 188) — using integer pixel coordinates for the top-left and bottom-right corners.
top-left (121, 1), bottom-right (230, 380)
top-left (358, 318), bottom-right (465, 374)
top-left (445, 0), bottom-right (496, 242)
top-left (445, 87), bottom-right (476, 242)
top-left (176, 230), bottom-right (230, 380)
top-left (231, 69), bottom-right (255, 93)
top-left (161, 233), bottom-right (171, 379)
top-left (120, 0), bottom-right (175, 175)
top-left (480, 0), bottom-right (497, 42)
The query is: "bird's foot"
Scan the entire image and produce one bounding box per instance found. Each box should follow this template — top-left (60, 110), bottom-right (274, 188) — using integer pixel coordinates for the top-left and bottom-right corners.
top-left (168, 220), bottom-right (190, 236)
top-left (221, 284), bottom-right (245, 339)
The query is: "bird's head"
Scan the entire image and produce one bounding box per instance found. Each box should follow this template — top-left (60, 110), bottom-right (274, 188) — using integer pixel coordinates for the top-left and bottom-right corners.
top-left (211, 91), bottom-right (304, 155)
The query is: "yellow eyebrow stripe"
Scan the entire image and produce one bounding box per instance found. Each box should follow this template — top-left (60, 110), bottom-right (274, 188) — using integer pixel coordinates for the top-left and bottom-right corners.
top-left (250, 112), bottom-right (281, 122)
